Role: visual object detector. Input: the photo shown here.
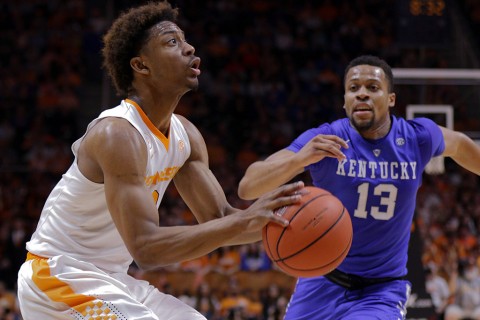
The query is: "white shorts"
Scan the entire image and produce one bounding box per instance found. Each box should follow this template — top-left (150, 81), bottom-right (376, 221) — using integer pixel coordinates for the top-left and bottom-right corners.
top-left (17, 253), bottom-right (206, 320)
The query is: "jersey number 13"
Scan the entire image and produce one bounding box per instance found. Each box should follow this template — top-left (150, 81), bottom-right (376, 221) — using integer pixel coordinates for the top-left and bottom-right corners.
top-left (353, 182), bottom-right (398, 220)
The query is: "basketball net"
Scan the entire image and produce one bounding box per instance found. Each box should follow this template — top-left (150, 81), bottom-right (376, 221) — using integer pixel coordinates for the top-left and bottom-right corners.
top-left (425, 155), bottom-right (445, 175)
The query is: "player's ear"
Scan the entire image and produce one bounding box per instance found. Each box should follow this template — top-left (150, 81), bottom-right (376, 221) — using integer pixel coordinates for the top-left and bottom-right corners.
top-left (130, 57), bottom-right (149, 75)
top-left (388, 92), bottom-right (396, 108)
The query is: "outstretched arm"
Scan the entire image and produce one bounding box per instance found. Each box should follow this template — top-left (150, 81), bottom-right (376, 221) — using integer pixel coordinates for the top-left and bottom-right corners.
top-left (238, 134), bottom-right (348, 200)
top-left (441, 126), bottom-right (480, 175)
top-left (238, 149), bottom-right (305, 200)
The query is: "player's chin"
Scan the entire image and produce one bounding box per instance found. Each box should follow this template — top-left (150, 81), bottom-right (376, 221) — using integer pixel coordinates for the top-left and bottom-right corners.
top-left (351, 117), bottom-right (373, 131)
top-left (186, 78), bottom-right (199, 91)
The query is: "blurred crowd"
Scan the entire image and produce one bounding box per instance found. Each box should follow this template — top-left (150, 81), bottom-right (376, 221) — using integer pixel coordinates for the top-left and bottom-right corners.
top-left (1, 0), bottom-right (480, 319)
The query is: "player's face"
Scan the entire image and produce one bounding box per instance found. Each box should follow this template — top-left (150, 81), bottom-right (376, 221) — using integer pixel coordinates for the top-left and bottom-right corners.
top-left (344, 65), bottom-right (395, 138)
top-left (140, 21), bottom-right (201, 93)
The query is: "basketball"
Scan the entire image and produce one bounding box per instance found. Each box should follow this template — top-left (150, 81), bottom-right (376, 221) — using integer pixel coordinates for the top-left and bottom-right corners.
top-left (262, 186), bottom-right (352, 278)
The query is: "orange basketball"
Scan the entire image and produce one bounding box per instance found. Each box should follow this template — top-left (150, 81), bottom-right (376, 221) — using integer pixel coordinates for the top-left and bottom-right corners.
top-left (262, 186), bottom-right (352, 278)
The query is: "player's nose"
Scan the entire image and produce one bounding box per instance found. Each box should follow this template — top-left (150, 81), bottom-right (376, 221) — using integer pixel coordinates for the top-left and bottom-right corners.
top-left (356, 86), bottom-right (369, 100)
top-left (183, 41), bottom-right (195, 56)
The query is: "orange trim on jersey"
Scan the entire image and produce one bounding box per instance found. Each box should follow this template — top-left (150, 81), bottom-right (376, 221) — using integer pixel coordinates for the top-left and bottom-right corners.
top-left (30, 257), bottom-right (96, 313)
top-left (125, 99), bottom-right (170, 151)
top-left (26, 252), bottom-right (47, 261)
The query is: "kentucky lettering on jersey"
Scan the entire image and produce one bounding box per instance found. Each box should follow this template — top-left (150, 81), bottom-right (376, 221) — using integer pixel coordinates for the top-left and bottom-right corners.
top-left (336, 159), bottom-right (417, 180)
top-left (287, 116), bottom-right (445, 278)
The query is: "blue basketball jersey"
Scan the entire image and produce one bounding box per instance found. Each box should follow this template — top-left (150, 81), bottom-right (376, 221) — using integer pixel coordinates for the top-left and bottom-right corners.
top-left (287, 116), bottom-right (444, 278)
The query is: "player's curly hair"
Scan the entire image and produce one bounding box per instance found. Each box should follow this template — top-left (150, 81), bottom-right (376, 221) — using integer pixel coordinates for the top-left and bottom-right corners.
top-left (344, 55), bottom-right (394, 92)
top-left (102, 1), bottom-right (179, 96)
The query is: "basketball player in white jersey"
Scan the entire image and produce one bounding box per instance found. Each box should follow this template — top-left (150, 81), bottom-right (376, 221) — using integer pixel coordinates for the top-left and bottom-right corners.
top-left (17, 2), bottom-right (304, 319)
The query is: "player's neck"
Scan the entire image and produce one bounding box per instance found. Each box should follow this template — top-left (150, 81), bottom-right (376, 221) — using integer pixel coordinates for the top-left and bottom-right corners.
top-left (127, 94), bottom-right (177, 135)
top-left (353, 116), bottom-right (392, 140)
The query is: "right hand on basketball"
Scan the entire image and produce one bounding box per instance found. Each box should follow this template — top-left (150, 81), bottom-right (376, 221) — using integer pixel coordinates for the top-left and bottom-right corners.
top-left (242, 181), bottom-right (304, 230)
top-left (297, 134), bottom-right (349, 166)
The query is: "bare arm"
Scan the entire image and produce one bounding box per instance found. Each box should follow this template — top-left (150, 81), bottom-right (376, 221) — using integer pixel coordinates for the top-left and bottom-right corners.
top-left (441, 126), bottom-right (480, 175)
top-left (174, 116), bottom-right (302, 245)
top-left (80, 117), bottom-right (302, 271)
top-left (173, 116), bottom-right (234, 223)
top-left (238, 134), bottom-right (348, 200)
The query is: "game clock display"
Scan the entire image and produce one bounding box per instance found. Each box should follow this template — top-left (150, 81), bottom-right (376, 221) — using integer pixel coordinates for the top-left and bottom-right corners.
top-left (409, 0), bottom-right (446, 16)
top-left (396, 0), bottom-right (451, 47)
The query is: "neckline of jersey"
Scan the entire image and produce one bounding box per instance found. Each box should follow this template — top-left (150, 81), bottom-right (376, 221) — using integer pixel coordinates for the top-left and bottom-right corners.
top-left (124, 99), bottom-right (169, 151)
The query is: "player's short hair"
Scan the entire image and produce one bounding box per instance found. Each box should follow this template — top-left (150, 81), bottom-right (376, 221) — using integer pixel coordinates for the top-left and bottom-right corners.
top-left (102, 1), bottom-right (179, 96)
top-left (344, 55), bottom-right (394, 92)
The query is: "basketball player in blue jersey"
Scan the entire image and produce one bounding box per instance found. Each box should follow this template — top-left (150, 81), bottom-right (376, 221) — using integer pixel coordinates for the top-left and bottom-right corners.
top-left (238, 55), bottom-right (480, 320)
top-left (16, 2), bottom-right (303, 319)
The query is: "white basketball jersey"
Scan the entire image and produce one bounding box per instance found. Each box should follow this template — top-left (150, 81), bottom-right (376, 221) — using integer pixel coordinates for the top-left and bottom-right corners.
top-left (26, 99), bottom-right (191, 274)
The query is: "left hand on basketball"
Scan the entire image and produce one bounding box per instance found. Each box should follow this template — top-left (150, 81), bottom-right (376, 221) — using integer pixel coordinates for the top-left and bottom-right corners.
top-left (241, 181), bottom-right (304, 230)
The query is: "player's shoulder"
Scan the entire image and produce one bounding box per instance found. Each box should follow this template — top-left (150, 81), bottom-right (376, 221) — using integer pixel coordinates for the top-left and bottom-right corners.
top-left (392, 116), bottom-right (443, 150)
top-left (172, 113), bottom-right (206, 154)
top-left (395, 116), bottom-right (439, 134)
top-left (317, 118), bottom-right (349, 135)
top-left (172, 113), bottom-right (190, 128)
top-left (296, 118), bottom-right (347, 140)
top-left (331, 118), bottom-right (350, 128)
top-left (308, 118), bottom-right (347, 131)
top-left (78, 116), bottom-right (148, 176)
top-left (81, 116), bottom-right (143, 158)
top-left (173, 113), bottom-right (201, 137)
top-left (92, 116), bottom-right (138, 138)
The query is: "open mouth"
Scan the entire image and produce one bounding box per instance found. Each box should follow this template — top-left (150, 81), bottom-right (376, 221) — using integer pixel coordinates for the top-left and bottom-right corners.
top-left (189, 58), bottom-right (201, 76)
top-left (352, 104), bottom-right (373, 119)
top-left (353, 104), bottom-right (372, 113)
